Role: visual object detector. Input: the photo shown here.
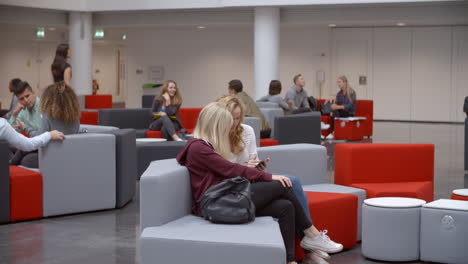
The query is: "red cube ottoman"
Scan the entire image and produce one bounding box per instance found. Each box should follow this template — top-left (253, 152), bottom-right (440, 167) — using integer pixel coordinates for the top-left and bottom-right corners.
top-left (9, 166), bottom-right (42, 222)
top-left (295, 191), bottom-right (357, 261)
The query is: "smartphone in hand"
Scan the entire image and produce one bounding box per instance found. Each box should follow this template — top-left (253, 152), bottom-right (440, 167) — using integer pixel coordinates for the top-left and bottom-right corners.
top-left (255, 160), bottom-right (266, 169)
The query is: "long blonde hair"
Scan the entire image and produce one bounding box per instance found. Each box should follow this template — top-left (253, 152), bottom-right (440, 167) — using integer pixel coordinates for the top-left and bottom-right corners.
top-left (158, 80), bottom-right (182, 105)
top-left (194, 102), bottom-right (233, 159)
top-left (216, 95), bottom-right (245, 155)
top-left (41, 81), bottom-right (81, 124)
top-left (338, 76), bottom-right (354, 99)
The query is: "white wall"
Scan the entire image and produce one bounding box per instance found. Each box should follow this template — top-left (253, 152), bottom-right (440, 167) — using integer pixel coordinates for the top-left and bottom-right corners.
top-left (333, 26), bottom-right (468, 122)
top-left (1, 22), bottom-right (467, 122)
top-left (123, 26), bottom-right (330, 108)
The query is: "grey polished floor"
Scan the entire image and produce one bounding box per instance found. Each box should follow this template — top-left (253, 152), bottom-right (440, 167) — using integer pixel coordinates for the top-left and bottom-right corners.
top-left (0, 121), bottom-right (466, 264)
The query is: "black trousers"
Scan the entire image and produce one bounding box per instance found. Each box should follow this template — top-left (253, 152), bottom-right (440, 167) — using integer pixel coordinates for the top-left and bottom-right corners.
top-left (250, 181), bottom-right (313, 262)
top-left (10, 150), bottom-right (38, 168)
top-left (149, 115), bottom-right (178, 140)
top-left (330, 109), bottom-right (352, 133)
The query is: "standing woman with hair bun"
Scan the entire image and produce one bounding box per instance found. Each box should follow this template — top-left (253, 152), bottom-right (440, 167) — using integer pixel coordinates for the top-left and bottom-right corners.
top-left (51, 43), bottom-right (72, 85)
top-left (10, 81), bottom-right (80, 168)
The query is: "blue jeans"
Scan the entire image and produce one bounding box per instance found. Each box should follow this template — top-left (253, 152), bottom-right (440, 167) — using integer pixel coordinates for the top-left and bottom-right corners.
top-left (284, 175), bottom-right (312, 222)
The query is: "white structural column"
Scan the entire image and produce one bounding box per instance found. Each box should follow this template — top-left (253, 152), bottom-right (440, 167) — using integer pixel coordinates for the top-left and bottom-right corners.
top-left (69, 12), bottom-right (92, 95)
top-left (254, 7), bottom-right (280, 99)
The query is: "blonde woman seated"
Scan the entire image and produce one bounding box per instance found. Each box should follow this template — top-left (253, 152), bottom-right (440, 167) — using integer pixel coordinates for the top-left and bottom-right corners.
top-left (176, 102), bottom-right (343, 264)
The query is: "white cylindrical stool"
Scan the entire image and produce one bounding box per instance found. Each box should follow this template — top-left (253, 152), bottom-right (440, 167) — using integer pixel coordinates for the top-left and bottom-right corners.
top-left (421, 199), bottom-right (468, 264)
top-left (362, 197), bottom-right (426, 261)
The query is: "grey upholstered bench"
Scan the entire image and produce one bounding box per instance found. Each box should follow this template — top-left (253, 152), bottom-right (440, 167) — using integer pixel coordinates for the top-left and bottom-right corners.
top-left (139, 159), bottom-right (286, 264)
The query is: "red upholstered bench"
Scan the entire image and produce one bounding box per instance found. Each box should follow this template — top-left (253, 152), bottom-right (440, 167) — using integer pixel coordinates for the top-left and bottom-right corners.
top-left (146, 130), bottom-right (163, 138)
top-left (260, 139), bottom-right (279, 147)
top-left (80, 111), bottom-right (99, 125)
top-left (295, 191), bottom-right (357, 261)
top-left (9, 166), bottom-right (42, 222)
top-left (179, 108), bottom-right (201, 132)
top-left (85, 95), bottom-right (112, 109)
top-left (335, 143), bottom-right (435, 202)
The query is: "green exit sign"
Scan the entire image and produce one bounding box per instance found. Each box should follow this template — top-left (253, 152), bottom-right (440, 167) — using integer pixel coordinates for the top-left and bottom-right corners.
top-left (94, 29), bottom-right (105, 38)
top-left (36, 27), bottom-right (45, 38)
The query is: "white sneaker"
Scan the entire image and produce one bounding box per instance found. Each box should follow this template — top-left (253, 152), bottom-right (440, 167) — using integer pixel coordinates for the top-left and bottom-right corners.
top-left (300, 230), bottom-right (343, 254)
top-left (325, 133), bottom-right (334, 140)
top-left (321, 122), bottom-right (330, 130)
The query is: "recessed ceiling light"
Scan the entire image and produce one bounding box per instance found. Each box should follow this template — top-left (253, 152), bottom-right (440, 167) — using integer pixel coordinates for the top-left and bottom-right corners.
top-left (328, 24), bottom-right (337, 27)
top-left (48, 27), bottom-right (56, 31)
top-left (396, 22), bottom-right (406, 26)
top-left (197, 26), bottom-right (206, 29)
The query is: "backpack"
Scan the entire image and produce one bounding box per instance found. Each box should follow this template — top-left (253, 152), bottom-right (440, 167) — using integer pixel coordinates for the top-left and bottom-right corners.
top-left (308, 96), bottom-right (318, 111)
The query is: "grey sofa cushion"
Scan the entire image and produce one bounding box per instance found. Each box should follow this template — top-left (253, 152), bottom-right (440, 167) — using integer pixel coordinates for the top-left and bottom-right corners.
top-left (140, 159), bottom-right (192, 229)
top-left (103, 129), bottom-right (137, 208)
top-left (465, 117), bottom-right (467, 170)
top-left (256, 101), bottom-right (280, 108)
top-left (259, 108), bottom-right (284, 139)
top-left (142, 95), bottom-right (155, 108)
top-left (0, 140), bottom-right (10, 223)
top-left (258, 143), bottom-right (327, 185)
top-left (98, 108), bottom-right (152, 130)
top-left (135, 129), bottom-right (149, 139)
top-left (274, 112), bottom-right (321, 145)
top-left (79, 124), bottom-right (119, 133)
top-left (137, 141), bottom-right (186, 179)
top-left (39, 133), bottom-right (116, 217)
top-left (243, 117), bottom-right (260, 147)
top-left (140, 215), bottom-right (285, 264)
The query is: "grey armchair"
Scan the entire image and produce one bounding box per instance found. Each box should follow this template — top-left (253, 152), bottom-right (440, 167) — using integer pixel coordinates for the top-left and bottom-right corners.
top-left (39, 133), bottom-right (116, 217)
top-left (98, 108), bottom-right (152, 138)
top-left (274, 112), bottom-right (321, 145)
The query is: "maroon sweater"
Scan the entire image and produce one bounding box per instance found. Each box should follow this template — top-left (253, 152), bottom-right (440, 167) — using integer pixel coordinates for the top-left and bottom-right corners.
top-left (176, 138), bottom-right (272, 216)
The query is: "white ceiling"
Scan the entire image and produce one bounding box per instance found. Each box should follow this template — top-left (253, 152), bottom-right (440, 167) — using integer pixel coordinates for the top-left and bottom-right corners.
top-left (0, 0), bottom-right (462, 12)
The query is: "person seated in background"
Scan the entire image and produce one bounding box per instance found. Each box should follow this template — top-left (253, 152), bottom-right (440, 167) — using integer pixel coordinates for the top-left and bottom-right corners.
top-left (10, 81), bottom-right (80, 168)
top-left (285, 74), bottom-right (329, 130)
top-left (0, 78), bottom-right (21, 118)
top-left (257, 80), bottom-right (289, 111)
top-left (325, 76), bottom-right (356, 140)
top-left (228, 79), bottom-right (271, 138)
top-left (149, 80), bottom-right (185, 141)
top-left (285, 74), bottom-right (311, 114)
top-left (0, 118), bottom-right (64, 152)
top-left (176, 102), bottom-right (343, 264)
top-left (8, 81), bottom-right (42, 137)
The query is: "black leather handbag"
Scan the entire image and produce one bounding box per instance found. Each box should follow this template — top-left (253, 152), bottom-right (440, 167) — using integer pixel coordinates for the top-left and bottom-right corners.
top-left (199, 176), bottom-right (256, 224)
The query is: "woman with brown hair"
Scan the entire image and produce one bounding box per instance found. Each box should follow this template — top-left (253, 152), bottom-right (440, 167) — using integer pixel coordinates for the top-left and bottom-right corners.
top-left (257, 80), bottom-right (289, 111)
top-left (51, 43), bottom-right (72, 85)
top-left (10, 81), bottom-right (80, 168)
top-left (40, 81), bottom-right (81, 134)
top-left (149, 80), bottom-right (185, 141)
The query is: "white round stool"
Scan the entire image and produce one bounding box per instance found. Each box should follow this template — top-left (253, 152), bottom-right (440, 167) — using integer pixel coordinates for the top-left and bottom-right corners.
top-left (362, 197), bottom-right (426, 262)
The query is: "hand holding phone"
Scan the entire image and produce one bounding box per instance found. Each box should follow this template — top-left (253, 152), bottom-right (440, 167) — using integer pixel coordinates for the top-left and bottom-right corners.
top-left (255, 157), bottom-right (270, 170)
